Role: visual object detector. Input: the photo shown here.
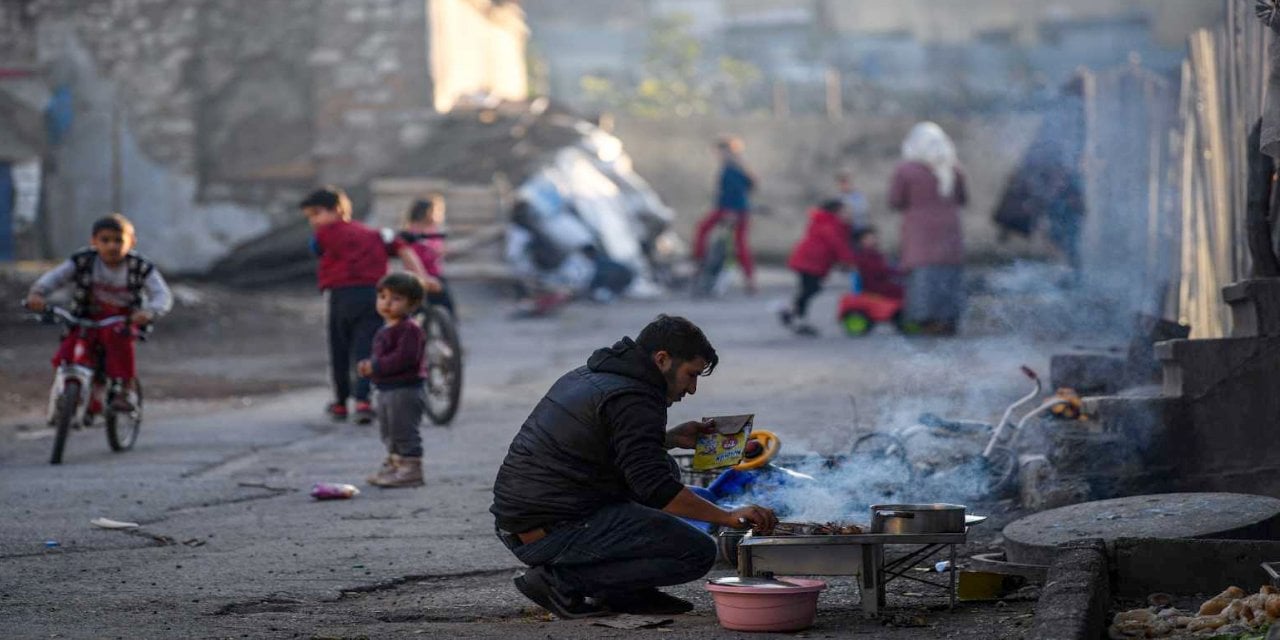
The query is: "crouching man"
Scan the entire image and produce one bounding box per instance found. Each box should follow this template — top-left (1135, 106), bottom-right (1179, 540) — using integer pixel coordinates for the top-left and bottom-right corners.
top-left (491, 314), bottom-right (777, 618)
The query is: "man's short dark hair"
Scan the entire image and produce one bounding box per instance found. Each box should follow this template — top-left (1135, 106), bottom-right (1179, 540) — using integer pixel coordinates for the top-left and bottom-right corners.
top-left (376, 272), bottom-right (426, 306)
top-left (92, 213), bottom-right (134, 238)
top-left (636, 314), bottom-right (718, 375)
top-left (820, 199), bottom-right (845, 214)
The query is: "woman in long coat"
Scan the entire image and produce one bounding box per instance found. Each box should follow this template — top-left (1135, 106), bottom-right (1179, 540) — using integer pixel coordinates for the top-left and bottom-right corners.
top-left (889, 122), bottom-right (967, 335)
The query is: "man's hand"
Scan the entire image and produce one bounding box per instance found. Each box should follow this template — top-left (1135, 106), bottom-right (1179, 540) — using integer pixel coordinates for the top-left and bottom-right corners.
top-left (664, 418), bottom-right (715, 450)
top-left (725, 504), bottom-right (778, 533)
top-left (422, 275), bottom-right (443, 294)
top-left (25, 292), bottom-right (46, 312)
top-left (130, 310), bottom-right (153, 326)
top-left (356, 359), bottom-right (374, 377)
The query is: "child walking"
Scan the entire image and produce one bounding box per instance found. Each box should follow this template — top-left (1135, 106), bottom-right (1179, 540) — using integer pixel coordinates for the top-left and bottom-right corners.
top-left (357, 273), bottom-right (428, 488)
top-left (25, 214), bottom-right (172, 411)
top-left (780, 200), bottom-right (859, 336)
top-left (300, 186), bottom-right (435, 424)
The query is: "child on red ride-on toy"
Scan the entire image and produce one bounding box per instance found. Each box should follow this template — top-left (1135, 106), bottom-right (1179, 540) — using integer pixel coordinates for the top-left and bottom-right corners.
top-left (837, 228), bottom-right (909, 336)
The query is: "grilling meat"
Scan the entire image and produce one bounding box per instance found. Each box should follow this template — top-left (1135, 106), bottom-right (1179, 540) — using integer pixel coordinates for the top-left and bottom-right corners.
top-left (768, 522), bottom-right (865, 536)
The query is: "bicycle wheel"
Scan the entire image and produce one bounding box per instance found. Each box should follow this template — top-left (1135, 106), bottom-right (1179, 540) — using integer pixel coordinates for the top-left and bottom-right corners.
top-left (419, 306), bottom-right (462, 425)
top-left (106, 380), bottom-right (142, 452)
top-left (849, 432), bottom-right (907, 463)
top-left (50, 379), bottom-right (80, 465)
top-left (693, 234), bottom-right (729, 297)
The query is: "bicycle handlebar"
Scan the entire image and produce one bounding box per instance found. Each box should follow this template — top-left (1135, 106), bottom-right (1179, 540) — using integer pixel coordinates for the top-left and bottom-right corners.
top-left (24, 303), bottom-right (152, 338)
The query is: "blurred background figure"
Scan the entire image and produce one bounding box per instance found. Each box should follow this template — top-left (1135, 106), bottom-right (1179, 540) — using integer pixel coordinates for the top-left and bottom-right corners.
top-left (692, 135), bottom-right (757, 294)
top-left (836, 170), bottom-right (871, 232)
top-left (890, 122), bottom-right (967, 337)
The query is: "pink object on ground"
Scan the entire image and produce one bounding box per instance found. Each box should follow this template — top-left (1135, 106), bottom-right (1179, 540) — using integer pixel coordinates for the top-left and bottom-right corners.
top-left (310, 482), bottom-right (360, 500)
top-left (704, 577), bottom-right (827, 632)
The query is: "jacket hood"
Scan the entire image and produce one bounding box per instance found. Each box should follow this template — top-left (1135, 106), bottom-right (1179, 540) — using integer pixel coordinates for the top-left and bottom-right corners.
top-left (587, 337), bottom-right (667, 393)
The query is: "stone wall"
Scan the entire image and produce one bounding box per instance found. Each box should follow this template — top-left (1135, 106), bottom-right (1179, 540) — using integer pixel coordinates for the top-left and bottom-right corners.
top-left (6, 0), bottom-right (528, 272)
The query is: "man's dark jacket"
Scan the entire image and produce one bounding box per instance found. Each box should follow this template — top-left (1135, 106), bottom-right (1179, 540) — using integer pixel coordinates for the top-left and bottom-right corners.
top-left (491, 337), bottom-right (685, 533)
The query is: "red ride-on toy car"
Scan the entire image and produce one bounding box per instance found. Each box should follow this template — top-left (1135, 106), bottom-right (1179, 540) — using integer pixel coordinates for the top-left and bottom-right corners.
top-left (836, 273), bottom-right (910, 336)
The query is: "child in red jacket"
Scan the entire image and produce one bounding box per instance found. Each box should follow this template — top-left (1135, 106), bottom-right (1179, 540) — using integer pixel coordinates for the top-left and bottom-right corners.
top-left (780, 200), bottom-right (859, 336)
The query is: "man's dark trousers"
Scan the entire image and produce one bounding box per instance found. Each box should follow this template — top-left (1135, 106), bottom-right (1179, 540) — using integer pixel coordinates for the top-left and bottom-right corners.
top-left (500, 502), bottom-right (717, 599)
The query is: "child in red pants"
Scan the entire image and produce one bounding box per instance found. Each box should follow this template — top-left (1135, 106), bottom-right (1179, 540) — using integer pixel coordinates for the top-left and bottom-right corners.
top-left (26, 214), bottom-right (172, 411)
top-left (692, 136), bottom-right (757, 293)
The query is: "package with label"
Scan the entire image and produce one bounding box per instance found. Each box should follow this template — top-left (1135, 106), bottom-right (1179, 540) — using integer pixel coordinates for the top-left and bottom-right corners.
top-left (691, 414), bottom-right (755, 471)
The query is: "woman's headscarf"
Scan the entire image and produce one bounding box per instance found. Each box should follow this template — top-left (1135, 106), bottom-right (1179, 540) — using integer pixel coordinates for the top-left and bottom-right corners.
top-left (902, 122), bottom-right (959, 198)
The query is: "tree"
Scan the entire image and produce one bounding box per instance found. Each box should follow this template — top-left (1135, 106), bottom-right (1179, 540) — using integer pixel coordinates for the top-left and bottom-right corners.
top-left (579, 12), bottom-right (761, 118)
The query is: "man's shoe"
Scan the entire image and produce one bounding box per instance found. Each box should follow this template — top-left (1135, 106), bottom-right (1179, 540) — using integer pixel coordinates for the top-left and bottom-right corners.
top-left (327, 402), bottom-right (348, 421)
top-left (513, 567), bottom-right (609, 619)
top-left (603, 588), bottom-right (694, 615)
top-left (354, 401), bottom-right (375, 425)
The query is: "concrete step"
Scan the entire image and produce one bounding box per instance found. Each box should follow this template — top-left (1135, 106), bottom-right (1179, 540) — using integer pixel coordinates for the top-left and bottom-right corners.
top-left (1157, 335), bottom-right (1280, 397)
top-left (1223, 278), bottom-right (1280, 337)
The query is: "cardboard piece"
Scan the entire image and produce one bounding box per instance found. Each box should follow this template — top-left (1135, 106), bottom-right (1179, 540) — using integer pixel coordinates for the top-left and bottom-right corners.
top-left (692, 414), bottom-right (755, 471)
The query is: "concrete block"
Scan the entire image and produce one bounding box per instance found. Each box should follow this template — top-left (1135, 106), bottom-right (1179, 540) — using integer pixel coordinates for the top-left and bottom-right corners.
top-left (1050, 352), bottom-right (1128, 394)
top-left (1224, 278), bottom-right (1280, 337)
top-left (1155, 336), bottom-right (1280, 491)
top-left (1111, 537), bottom-right (1280, 597)
top-left (1030, 539), bottom-right (1110, 640)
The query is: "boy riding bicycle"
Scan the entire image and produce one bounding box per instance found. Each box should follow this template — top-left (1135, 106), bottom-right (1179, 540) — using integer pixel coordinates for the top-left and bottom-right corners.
top-left (25, 214), bottom-right (172, 413)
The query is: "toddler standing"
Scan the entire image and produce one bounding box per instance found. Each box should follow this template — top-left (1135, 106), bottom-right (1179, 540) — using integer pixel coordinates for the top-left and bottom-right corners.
top-left (357, 273), bottom-right (428, 488)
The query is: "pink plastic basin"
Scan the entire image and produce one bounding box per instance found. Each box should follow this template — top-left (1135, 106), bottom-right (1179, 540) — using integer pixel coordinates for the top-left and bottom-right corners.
top-left (705, 577), bottom-right (827, 632)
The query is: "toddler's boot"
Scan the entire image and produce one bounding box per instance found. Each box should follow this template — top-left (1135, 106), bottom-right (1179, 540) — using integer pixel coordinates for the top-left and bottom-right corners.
top-left (366, 455), bottom-right (395, 484)
top-left (374, 455), bottom-right (424, 488)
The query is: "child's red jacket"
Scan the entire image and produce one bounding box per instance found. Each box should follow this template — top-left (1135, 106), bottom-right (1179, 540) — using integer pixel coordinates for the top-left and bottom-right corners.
top-left (787, 208), bottom-right (859, 278)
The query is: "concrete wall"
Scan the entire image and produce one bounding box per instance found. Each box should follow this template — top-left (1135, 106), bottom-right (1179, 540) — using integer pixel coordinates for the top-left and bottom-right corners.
top-left (610, 114), bottom-right (1041, 262)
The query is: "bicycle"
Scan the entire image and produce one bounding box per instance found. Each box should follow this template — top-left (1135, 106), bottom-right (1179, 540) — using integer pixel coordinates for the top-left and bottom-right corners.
top-left (29, 304), bottom-right (151, 464)
top-left (848, 366), bottom-right (1059, 498)
top-left (402, 230), bottom-right (463, 426)
top-left (692, 215), bottom-right (738, 297)
top-left (413, 303), bottom-right (462, 425)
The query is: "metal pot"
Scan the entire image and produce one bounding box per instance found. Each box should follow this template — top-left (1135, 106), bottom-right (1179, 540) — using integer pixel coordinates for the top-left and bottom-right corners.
top-left (717, 528), bottom-right (750, 568)
top-left (870, 503), bottom-right (966, 535)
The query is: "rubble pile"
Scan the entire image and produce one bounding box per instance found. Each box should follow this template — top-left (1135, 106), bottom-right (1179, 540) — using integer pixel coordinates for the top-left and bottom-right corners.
top-left (389, 101), bottom-right (680, 299)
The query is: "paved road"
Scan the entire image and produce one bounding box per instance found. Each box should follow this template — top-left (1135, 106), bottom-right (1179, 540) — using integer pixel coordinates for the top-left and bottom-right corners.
top-left (0, 274), bottom-right (1084, 638)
